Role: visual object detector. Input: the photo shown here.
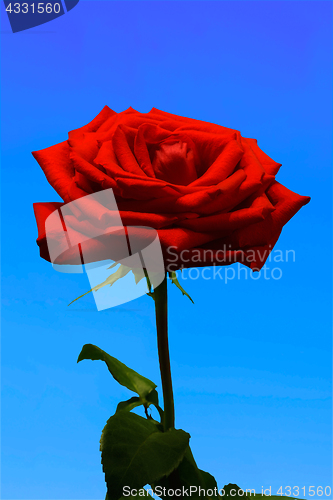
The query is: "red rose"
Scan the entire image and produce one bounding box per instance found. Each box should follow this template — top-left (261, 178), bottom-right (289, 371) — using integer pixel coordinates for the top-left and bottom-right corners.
top-left (33, 106), bottom-right (310, 271)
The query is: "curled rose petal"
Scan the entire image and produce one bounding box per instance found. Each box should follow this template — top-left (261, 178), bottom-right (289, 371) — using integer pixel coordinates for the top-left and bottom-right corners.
top-left (32, 141), bottom-right (74, 203)
top-left (112, 126), bottom-right (147, 176)
top-left (68, 105), bottom-right (117, 139)
top-left (70, 152), bottom-right (117, 191)
top-left (227, 181), bottom-right (310, 249)
top-left (134, 127), bottom-right (156, 177)
top-left (189, 139), bottom-right (244, 187)
top-left (243, 138), bottom-right (282, 176)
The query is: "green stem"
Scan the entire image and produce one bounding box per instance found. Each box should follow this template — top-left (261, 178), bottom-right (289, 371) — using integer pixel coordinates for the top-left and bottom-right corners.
top-left (154, 276), bottom-right (175, 430)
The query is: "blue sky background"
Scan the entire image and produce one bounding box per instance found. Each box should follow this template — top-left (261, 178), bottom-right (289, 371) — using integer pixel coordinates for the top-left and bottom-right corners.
top-left (1, 1), bottom-right (332, 499)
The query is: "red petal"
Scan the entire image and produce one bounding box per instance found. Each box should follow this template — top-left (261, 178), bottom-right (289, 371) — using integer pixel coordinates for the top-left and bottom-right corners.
top-left (68, 132), bottom-right (100, 163)
top-left (134, 127), bottom-right (156, 177)
top-left (189, 139), bottom-right (244, 187)
top-left (32, 141), bottom-right (74, 203)
top-left (147, 108), bottom-right (238, 136)
top-left (112, 126), bottom-right (147, 176)
top-left (178, 206), bottom-right (272, 233)
top-left (218, 181), bottom-right (310, 249)
top-left (243, 138), bottom-right (282, 175)
top-left (68, 106), bottom-right (117, 139)
top-left (70, 152), bottom-right (117, 191)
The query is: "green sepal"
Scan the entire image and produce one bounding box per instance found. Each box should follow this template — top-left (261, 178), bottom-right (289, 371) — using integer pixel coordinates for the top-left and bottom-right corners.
top-left (77, 344), bottom-right (156, 399)
top-left (168, 271), bottom-right (194, 304)
top-left (68, 264), bottom-right (131, 306)
top-left (100, 411), bottom-right (190, 500)
top-left (68, 261), bottom-right (158, 306)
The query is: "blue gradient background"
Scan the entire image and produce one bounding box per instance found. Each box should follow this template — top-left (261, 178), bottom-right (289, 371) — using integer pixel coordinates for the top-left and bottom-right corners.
top-left (1, 1), bottom-right (332, 499)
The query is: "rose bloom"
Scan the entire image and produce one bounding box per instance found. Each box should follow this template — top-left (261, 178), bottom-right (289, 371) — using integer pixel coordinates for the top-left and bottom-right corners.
top-left (33, 106), bottom-right (309, 271)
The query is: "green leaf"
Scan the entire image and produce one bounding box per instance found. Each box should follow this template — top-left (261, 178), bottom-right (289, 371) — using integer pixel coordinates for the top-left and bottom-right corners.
top-left (116, 389), bottom-right (161, 416)
top-left (146, 390), bottom-right (164, 424)
top-left (145, 388), bottom-right (159, 406)
top-left (116, 396), bottom-right (143, 413)
top-left (223, 484), bottom-right (252, 498)
top-left (153, 446), bottom-right (218, 499)
top-left (168, 271), bottom-right (194, 304)
top-left (200, 469), bottom-right (218, 492)
top-left (77, 344), bottom-right (156, 399)
top-left (101, 411), bottom-right (190, 500)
